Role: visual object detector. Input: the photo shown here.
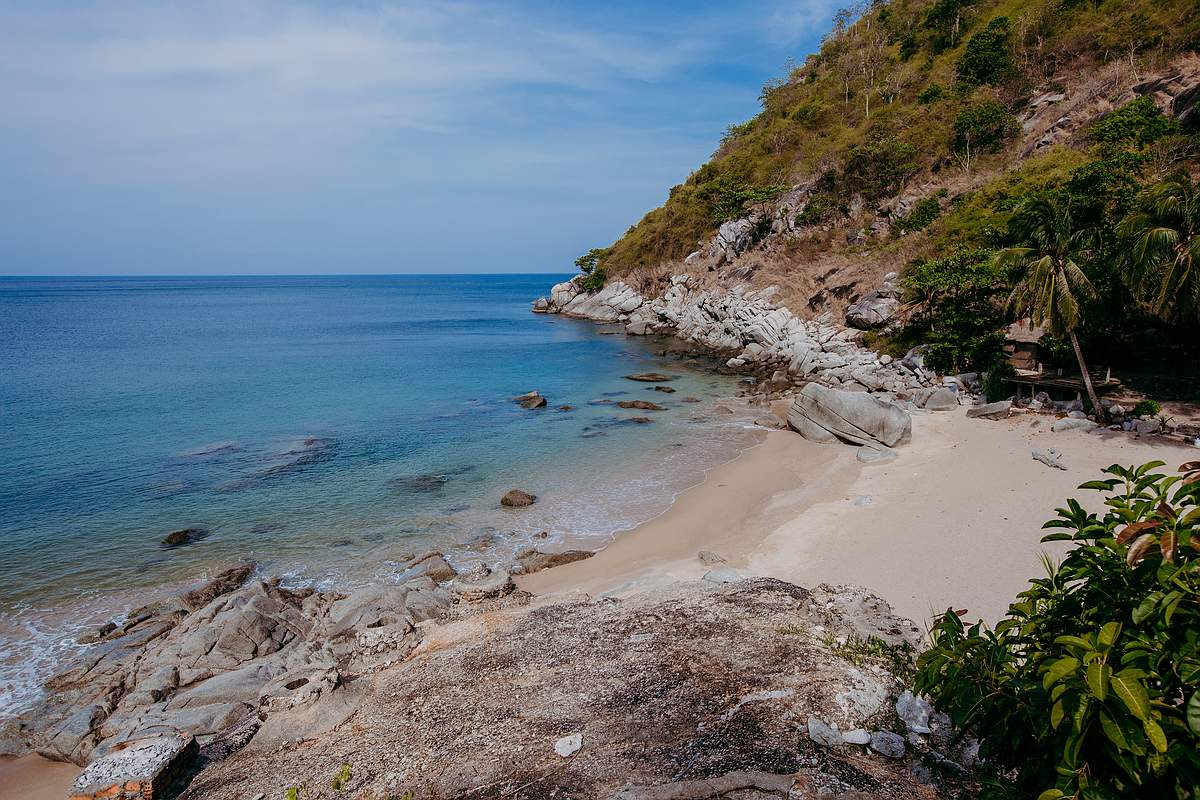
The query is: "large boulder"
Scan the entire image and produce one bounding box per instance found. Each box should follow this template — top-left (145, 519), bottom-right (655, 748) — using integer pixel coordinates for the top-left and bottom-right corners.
top-left (787, 383), bottom-right (911, 448)
top-left (845, 276), bottom-right (901, 329)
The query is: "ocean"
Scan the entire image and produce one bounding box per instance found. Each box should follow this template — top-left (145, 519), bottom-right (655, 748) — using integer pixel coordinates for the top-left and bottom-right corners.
top-left (0, 274), bottom-right (760, 714)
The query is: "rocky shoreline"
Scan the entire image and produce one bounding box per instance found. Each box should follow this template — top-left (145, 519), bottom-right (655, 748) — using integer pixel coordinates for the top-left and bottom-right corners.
top-left (534, 275), bottom-right (940, 404)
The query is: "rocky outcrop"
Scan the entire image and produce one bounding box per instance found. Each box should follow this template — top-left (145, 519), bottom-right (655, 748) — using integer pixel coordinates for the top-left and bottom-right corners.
top-left (0, 562), bottom-right (453, 768)
top-left (845, 272), bottom-right (902, 329)
top-left (177, 578), bottom-right (972, 800)
top-left (787, 383), bottom-right (912, 449)
top-left (534, 276), bottom-right (937, 399)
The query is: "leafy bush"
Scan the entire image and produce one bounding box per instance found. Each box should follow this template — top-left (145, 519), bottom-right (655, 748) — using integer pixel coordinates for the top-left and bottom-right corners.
top-left (982, 358), bottom-right (1016, 401)
top-left (842, 136), bottom-right (920, 200)
top-left (696, 176), bottom-right (788, 222)
top-left (916, 461), bottom-right (1200, 800)
top-left (956, 18), bottom-right (1015, 87)
top-left (795, 194), bottom-right (838, 226)
top-left (574, 247), bottom-right (610, 291)
top-left (1132, 399), bottom-right (1162, 417)
top-left (953, 100), bottom-right (1019, 158)
top-left (894, 197), bottom-right (942, 233)
top-left (901, 248), bottom-right (1007, 373)
top-left (1089, 97), bottom-right (1183, 147)
top-left (918, 84), bottom-right (947, 105)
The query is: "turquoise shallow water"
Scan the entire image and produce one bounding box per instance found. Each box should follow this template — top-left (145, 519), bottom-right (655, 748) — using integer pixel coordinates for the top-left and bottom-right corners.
top-left (0, 274), bottom-right (760, 712)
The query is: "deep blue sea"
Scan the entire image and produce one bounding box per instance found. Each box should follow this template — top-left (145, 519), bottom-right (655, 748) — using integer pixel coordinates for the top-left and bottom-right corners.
top-left (0, 274), bottom-right (758, 712)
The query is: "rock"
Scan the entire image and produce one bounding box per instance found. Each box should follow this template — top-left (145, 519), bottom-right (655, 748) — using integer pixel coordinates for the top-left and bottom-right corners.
top-left (626, 416), bottom-right (654, 424)
top-left (845, 293), bottom-right (900, 329)
top-left (449, 567), bottom-right (514, 602)
top-left (697, 551), bottom-right (726, 565)
top-left (625, 373), bottom-right (673, 382)
top-left (69, 733), bottom-right (197, 800)
top-left (857, 446), bottom-right (898, 464)
top-left (616, 400), bottom-right (666, 411)
top-left (965, 401), bottom-right (1012, 420)
top-left (896, 690), bottom-right (932, 734)
top-left (870, 730), bottom-right (906, 759)
top-left (701, 568), bottom-right (744, 584)
top-left (1133, 419), bottom-right (1162, 435)
top-left (787, 383), bottom-right (911, 448)
top-left (1051, 418), bottom-right (1098, 433)
top-left (807, 717), bottom-right (843, 747)
top-left (500, 489), bottom-right (536, 507)
top-left (161, 527), bottom-right (208, 547)
top-left (842, 728), bottom-right (872, 745)
top-left (922, 388), bottom-right (959, 411)
top-left (409, 551), bottom-right (458, 582)
top-left (514, 391), bottom-right (547, 409)
top-left (1108, 404), bottom-right (1126, 417)
top-left (554, 732), bottom-right (582, 757)
top-left (532, 297), bottom-right (551, 313)
top-left (558, 405), bottom-right (574, 411)
top-left (512, 549), bottom-right (594, 575)
top-left (754, 415), bottom-right (786, 430)
top-left (682, 396), bottom-right (702, 403)
top-left (1067, 410), bottom-right (1087, 419)
top-left (653, 385), bottom-right (676, 393)
top-left (1032, 447), bottom-right (1067, 470)
top-left (180, 564), bottom-right (256, 610)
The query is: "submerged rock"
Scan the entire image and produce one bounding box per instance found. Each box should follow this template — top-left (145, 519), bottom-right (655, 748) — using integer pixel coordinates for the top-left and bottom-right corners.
top-left (616, 400), bottom-right (665, 411)
top-left (625, 372), bottom-right (674, 382)
top-left (500, 489), bottom-right (537, 507)
top-left (161, 527), bottom-right (208, 547)
top-left (514, 391), bottom-right (547, 409)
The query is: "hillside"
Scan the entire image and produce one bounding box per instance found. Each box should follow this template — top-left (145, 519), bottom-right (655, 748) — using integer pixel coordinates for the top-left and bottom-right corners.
top-left (572, 0), bottom-right (1200, 387)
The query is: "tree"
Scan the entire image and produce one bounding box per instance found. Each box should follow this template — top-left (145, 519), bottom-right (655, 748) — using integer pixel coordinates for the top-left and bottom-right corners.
top-left (1119, 171), bottom-right (1200, 325)
top-left (998, 195), bottom-right (1103, 414)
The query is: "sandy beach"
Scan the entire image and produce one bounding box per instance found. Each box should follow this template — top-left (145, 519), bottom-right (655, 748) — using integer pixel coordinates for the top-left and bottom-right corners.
top-left (8, 405), bottom-right (1192, 800)
top-left (522, 404), bottom-right (1193, 626)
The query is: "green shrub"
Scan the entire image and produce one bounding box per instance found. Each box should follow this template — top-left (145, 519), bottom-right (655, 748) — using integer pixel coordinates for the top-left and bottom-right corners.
top-left (696, 176), bottom-right (788, 222)
top-left (894, 196), bottom-right (942, 233)
top-left (953, 100), bottom-right (1019, 158)
top-left (982, 358), bottom-right (1016, 401)
top-left (916, 461), bottom-right (1200, 800)
top-left (1132, 399), bottom-right (1162, 417)
top-left (956, 18), bottom-right (1015, 87)
top-left (795, 194), bottom-right (837, 226)
top-left (918, 84), bottom-right (947, 105)
top-left (574, 247), bottom-right (610, 291)
top-left (842, 136), bottom-right (920, 200)
top-left (901, 248), bottom-right (1008, 373)
top-left (1089, 97), bottom-right (1182, 147)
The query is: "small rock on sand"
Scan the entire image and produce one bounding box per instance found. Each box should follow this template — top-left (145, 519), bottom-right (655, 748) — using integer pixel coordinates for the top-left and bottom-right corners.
top-left (554, 732), bottom-right (582, 757)
top-left (702, 568), bottom-right (743, 584)
top-left (1032, 447), bottom-right (1067, 470)
top-left (682, 396), bottom-right (702, 403)
top-left (698, 550), bottom-right (726, 565)
top-left (500, 489), bottom-right (536, 507)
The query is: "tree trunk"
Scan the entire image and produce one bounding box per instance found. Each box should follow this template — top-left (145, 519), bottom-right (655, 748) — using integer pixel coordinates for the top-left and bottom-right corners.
top-left (1068, 328), bottom-right (1104, 419)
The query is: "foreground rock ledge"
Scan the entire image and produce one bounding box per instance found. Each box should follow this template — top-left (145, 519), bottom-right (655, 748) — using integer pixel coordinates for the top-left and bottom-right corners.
top-left (177, 578), bottom-right (969, 800)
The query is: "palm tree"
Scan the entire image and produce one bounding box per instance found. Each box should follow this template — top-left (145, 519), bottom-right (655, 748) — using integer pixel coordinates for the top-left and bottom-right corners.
top-left (997, 195), bottom-right (1103, 416)
top-left (1119, 171), bottom-right (1200, 325)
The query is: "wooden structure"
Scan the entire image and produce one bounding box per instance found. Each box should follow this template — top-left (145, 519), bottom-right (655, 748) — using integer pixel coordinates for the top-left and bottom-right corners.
top-left (1007, 369), bottom-right (1121, 402)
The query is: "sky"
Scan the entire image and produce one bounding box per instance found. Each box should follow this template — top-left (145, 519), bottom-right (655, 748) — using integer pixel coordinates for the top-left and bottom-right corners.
top-left (0, 1), bottom-right (839, 275)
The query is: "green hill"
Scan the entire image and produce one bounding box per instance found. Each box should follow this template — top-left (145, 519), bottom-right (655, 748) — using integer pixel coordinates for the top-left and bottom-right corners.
top-left (575, 0), bottom-right (1200, 387)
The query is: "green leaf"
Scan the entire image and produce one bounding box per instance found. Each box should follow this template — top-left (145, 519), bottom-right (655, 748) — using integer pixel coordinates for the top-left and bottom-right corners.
top-left (1188, 691), bottom-right (1200, 736)
top-left (1037, 791), bottom-right (1066, 800)
top-left (1051, 698), bottom-right (1066, 729)
top-left (1043, 657), bottom-right (1080, 690)
top-left (1099, 708), bottom-right (1129, 750)
top-left (1132, 592), bottom-right (1162, 624)
top-left (1087, 662), bottom-right (1111, 701)
top-left (1112, 670), bottom-right (1152, 720)
top-left (1056, 635), bottom-right (1094, 652)
top-left (1098, 622), bottom-right (1121, 649)
top-left (1079, 480), bottom-right (1119, 491)
top-left (1143, 717), bottom-right (1168, 753)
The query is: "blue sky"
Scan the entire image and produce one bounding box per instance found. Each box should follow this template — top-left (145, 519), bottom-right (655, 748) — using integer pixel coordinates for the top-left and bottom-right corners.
top-left (0, 1), bottom-right (838, 275)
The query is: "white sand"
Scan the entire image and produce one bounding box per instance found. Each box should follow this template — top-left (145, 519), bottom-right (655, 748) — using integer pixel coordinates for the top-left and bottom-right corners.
top-left (523, 406), bottom-right (1194, 627)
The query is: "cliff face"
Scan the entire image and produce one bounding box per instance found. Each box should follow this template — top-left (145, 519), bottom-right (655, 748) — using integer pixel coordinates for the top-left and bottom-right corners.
top-left (575, 0), bottom-right (1200, 325)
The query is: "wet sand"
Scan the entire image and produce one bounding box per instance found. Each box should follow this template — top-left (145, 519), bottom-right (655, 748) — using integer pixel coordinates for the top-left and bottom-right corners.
top-left (0, 755), bottom-right (78, 800)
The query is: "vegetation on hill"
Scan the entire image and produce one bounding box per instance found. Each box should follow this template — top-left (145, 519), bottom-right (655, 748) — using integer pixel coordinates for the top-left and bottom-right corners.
top-left (571, 0), bottom-right (1200, 392)
top-left (917, 460), bottom-right (1200, 799)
